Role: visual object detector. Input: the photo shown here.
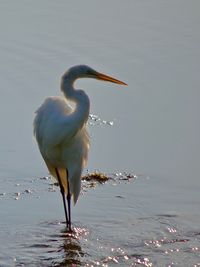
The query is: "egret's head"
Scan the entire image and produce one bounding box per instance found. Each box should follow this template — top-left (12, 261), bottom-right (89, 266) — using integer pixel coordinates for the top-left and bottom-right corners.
top-left (62, 65), bottom-right (127, 85)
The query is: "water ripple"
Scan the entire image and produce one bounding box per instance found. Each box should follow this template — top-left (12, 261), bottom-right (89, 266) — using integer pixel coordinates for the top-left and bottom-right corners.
top-left (0, 174), bottom-right (200, 266)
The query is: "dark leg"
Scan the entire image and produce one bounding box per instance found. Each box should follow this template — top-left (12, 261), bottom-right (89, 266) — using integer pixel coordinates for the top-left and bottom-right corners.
top-left (66, 169), bottom-right (72, 232)
top-left (55, 168), bottom-right (69, 227)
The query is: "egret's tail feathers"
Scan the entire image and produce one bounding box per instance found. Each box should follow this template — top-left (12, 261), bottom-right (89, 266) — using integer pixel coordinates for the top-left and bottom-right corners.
top-left (45, 160), bottom-right (80, 205)
top-left (45, 161), bottom-right (68, 193)
top-left (71, 178), bottom-right (81, 205)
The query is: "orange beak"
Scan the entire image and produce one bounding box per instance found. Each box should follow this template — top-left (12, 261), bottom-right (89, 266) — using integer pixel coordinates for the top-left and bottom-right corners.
top-left (95, 72), bottom-right (127, 86)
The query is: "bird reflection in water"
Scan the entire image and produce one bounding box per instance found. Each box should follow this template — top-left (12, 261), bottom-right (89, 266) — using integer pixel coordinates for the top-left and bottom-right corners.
top-left (53, 225), bottom-right (88, 267)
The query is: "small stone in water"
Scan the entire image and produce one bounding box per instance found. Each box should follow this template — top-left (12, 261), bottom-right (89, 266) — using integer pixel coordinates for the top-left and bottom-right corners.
top-left (24, 189), bottom-right (32, 194)
top-left (40, 176), bottom-right (49, 180)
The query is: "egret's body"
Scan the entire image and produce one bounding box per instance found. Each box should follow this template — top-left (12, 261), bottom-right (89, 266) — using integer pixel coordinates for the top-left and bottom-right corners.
top-left (33, 65), bottom-right (126, 231)
top-left (34, 95), bottom-right (89, 204)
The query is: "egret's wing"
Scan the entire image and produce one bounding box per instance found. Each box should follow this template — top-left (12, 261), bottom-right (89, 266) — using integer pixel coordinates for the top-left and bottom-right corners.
top-left (33, 96), bottom-right (72, 148)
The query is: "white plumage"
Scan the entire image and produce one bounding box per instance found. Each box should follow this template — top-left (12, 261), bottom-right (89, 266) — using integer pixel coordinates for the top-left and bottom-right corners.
top-left (34, 96), bottom-right (89, 204)
top-left (33, 65), bottom-right (127, 230)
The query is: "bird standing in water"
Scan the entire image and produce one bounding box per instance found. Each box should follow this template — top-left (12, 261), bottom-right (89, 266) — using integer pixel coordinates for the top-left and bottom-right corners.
top-left (33, 65), bottom-right (127, 231)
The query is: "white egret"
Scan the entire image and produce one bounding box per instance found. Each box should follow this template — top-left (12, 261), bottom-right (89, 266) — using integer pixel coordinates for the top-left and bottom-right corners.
top-left (33, 65), bottom-right (127, 231)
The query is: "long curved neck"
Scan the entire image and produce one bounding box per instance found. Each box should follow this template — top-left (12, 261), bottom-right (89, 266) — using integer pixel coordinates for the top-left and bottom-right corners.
top-left (61, 76), bottom-right (76, 101)
top-left (61, 77), bottom-right (90, 136)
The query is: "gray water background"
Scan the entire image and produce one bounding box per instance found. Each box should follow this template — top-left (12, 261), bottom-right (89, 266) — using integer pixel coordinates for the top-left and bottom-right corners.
top-left (0, 1), bottom-right (199, 266)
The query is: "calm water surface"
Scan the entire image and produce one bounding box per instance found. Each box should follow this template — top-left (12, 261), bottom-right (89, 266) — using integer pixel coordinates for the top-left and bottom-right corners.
top-left (0, 1), bottom-right (200, 266)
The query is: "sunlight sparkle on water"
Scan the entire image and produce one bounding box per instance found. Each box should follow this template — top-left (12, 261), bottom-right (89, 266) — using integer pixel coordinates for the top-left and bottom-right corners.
top-left (134, 257), bottom-right (152, 267)
top-left (167, 227), bottom-right (177, 233)
top-left (88, 114), bottom-right (114, 126)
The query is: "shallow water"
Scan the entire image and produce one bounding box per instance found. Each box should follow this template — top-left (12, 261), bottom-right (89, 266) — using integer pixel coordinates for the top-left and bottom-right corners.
top-left (0, 1), bottom-right (200, 266)
top-left (0, 175), bottom-right (200, 266)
